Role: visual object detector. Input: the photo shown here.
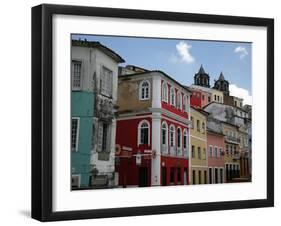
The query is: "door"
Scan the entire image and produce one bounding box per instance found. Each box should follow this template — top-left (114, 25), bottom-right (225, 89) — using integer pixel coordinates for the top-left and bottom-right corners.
top-left (139, 167), bottom-right (148, 187)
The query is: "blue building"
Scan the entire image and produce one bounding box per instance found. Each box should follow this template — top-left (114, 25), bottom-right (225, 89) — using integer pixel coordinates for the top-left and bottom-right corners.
top-left (71, 39), bottom-right (124, 189)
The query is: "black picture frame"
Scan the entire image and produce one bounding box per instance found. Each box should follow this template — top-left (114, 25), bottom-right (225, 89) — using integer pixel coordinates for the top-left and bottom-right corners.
top-left (32, 4), bottom-right (274, 222)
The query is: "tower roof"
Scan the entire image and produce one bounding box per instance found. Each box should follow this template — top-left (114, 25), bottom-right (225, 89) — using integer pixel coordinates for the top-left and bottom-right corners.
top-left (218, 71), bottom-right (225, 81)
top-left (198, 64), bottom-right (206, 74)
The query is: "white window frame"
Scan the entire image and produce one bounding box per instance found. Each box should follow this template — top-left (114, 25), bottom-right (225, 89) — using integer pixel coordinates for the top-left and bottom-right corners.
top-left (138, 120), bottom-right (150, 145)
top-left (214, 146), bottom-right (218, 158)
top-left (169, 124), bottom-right (175, 147)
top-left (161, 121), bottom-right (168, 146)
top-left (176, 91), bottom-right (182, 110)
top-left (183, 129), bottom-right (188, 149)
top-left (183, 95), bottom-right (188, 112)
top-left (71, 60), bottom-right (82, 90)
top-left (162, 82), bottom-right (168, 103)
top-left (219, 147), bottom-right (223, 158)
top-left (177, 127), bottom-right (182, 156)
top-left (170, 87), bottom-right (176, 106)
top-left (139, 80), bottom-right (150, 100)
top-left (209, 145), bottom-right (213, 158)
top-left (71, 117), bottom-right (80, 151)
top-left (100, 65), bottom-right (113, 97)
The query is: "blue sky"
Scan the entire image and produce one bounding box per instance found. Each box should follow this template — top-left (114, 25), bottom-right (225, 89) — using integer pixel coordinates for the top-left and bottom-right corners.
top-left (72, 34), bottom-right (252, 104)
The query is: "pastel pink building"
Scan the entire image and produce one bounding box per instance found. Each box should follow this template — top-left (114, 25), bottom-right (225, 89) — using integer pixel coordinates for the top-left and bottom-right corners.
top-left (207, 119), bottom-right (225, 184)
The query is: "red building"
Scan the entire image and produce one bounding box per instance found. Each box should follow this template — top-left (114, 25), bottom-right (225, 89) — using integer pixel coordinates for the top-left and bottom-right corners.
top-left (115, 67), bottom-right (191, 187)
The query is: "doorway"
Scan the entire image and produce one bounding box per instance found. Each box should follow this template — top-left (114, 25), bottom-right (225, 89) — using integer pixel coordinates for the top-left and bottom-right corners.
top-left (139, 167), bottom-right (148, 187)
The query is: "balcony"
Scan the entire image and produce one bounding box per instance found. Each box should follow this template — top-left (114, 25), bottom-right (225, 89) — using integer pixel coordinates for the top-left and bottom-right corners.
top-left (177, 147), bottom-right (183, 156)
top-left (170, 146), bottom-right (176, 156)
top-left (161, 145), bottom-right (169, 155)
top-left (183, 148), bottom-right (189, 158)
top-left (225, 135), bottom-right (240, 144)
top-left (233, 154), bottom-right (241, 160)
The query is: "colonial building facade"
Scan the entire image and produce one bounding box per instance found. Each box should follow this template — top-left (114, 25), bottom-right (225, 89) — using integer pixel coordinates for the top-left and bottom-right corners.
top-left (71, 40), bottom-right (124, 189)
top-left (207, 117), bottom-right (225, 184)
top-left (115, 67), bottom-right (191, 187)
top-left (190, 107), bottom-right (208, 184)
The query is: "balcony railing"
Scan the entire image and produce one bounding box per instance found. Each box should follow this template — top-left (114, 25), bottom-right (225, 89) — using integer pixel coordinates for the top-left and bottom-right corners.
top-left (233, 154), bottom-right (241, 160)
top-left (183, 148), bottom-right (189, 158)
top-left (161, 145), bottom-right (169, 155)
top-left (177, 147), bottom-right (183, 156)
top-left (225, 135), bottom-right (240, 144)
top-left (170, 146), bottom-right (176, 156)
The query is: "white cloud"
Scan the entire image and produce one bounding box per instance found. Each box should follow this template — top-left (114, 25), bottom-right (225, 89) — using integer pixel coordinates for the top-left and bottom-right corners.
top-left (175, 41), bottom-right (195, 64)
top-left (234, 46), bottom-right (248, 59)
top-left (229, 84), bottom-right (252, 105)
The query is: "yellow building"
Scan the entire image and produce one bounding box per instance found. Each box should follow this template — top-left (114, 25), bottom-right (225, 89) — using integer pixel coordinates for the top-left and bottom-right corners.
top-left (210, 89), bottom-right (224, 104)
top-left (190, 107), bottom-right (208, 185)
top-left (221, 121), bottom-right (240, 182)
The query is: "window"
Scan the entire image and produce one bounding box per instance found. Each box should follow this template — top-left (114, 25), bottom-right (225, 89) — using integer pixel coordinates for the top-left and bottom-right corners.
top-left (219, 148), bottom-right (223, 158)
top-left (202, 95), bottom-right (205, 101)
top-left (192, 145), bottom-right (195, 158)
top-left (71, 118), bottom-right (79, 151)
top-left (197, 120), bottom-right (200, 132)
top-left (208, 96), bottom-right (211, 102)
top-left (139, 80), bottom-right (150, 100)
top-left (214, 95), bottom-right (217, 101)
top-left (230, 145), bottom-right (233, 155)
top-left (226, 145), bottom-right (229, 155)
top-left (218, 96), bottom-right (220, 102)
top-left (170, 125), bottom-right (175, 147)
top-left (203, 148), bottom-right (206, 159)
top-left (138, 120), bottom-right (150, 145)
top-left (162, 82), bottom-right (168, 102)
top-left (198, 147), bottom-right (201, 159)
top-left (97, 121), bottom-right (111, 152)
top-left (183, 95), bottom-right (188, 112)
top-left (209, 146), bottom-right (213, 157)
top-left (170, 87), bottom-right (176, 106)
top-left (177, 91), bottom-right (182, 110)
top-left (100, 66), bottom-right (113, 97)
top-left (190, 116), bottom-right (194, 129)
top-left (177, 128), bottom-right (182, 148)
top-left (204, 170), bottom-right (207, 184)
top-left (234, 101), bottom-right (237, 106)
top-left (101, 123), bottom-right (109, 151)
top-left (183, 129), bottom-right (188, 149)
top-left (214, 147), bottom-right (218, 158)
top-left (202, 122), bottom-right (205, 133)
top-left (72, 61), bottom-right (82, 90)
top-left (162, 122), bottom-right (168, 146)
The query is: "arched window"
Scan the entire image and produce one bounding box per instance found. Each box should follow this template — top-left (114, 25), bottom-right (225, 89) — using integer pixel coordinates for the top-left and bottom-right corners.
top-left (138, 120), bottom-right (150, 145)
top-left (183, 95), bottom-right (187, 112)
top-left (183, 129), bottom-right (188, 149)
top-left (161, 122), bottom-right (168, 146)
top-left (170, 125), bottom-right (175, 147)
top-left (170, 87), bottom-right (176, 106)
top-left (162, 82), bottom-right (168, 103)
top-left (176, 91), bottom-right (182, 110)
top-left (177, 127), bottom-right (182, 148)
top-left (139, 80), bottom-right (150, 100)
